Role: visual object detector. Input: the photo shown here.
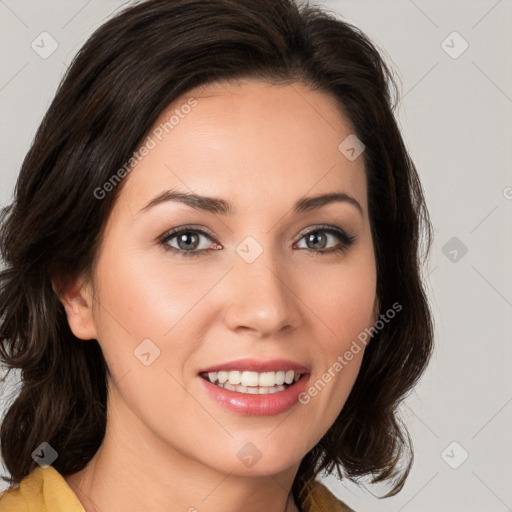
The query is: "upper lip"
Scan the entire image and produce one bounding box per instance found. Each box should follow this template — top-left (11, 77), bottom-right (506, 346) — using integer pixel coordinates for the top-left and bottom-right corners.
top-left (198, 358), bottom-right (310, 374)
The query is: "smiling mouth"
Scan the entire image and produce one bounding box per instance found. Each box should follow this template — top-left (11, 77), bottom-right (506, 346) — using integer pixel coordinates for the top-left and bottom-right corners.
top-left (199, 369), bottom-right (304, 395)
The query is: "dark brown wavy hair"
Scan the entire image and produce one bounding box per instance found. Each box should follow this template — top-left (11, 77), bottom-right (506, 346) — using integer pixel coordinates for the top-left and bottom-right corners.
top-left (0, 0), bottom-right (433, 503)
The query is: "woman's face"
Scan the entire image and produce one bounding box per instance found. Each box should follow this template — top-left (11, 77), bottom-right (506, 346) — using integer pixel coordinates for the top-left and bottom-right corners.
top-left (75, 79), bottom-right (378, 477)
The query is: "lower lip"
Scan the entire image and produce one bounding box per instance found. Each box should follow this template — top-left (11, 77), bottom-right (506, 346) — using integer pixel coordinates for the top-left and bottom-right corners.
top-left (198, 374), bottom-right (310, 416)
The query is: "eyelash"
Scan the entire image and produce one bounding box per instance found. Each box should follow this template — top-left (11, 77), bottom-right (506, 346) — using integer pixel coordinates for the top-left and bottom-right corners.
top-left (158, 225), bottom-right (356, 258)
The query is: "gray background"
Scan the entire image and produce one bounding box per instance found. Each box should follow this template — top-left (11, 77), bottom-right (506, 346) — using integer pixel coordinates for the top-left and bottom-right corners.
top-left (1, 0), bottom-right (511, 510)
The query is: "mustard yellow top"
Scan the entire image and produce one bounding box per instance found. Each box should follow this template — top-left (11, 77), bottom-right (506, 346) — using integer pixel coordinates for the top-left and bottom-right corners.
top-left (0, 466), bottom-right (354, 512)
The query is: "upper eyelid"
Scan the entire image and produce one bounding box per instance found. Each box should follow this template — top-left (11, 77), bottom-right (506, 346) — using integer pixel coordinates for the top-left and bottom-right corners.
top-left (160, 225), bottom-right (215, 242)
top-left (295, 224), bottom-right (348, 239)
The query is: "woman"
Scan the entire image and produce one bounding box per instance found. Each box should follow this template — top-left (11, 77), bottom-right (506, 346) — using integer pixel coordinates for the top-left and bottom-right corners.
top-left (0, 0), bottom-right (433, 511)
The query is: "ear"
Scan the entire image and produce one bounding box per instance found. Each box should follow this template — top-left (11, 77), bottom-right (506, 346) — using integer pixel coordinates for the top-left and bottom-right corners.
top-left (52, 273), bottom-right (98, 341)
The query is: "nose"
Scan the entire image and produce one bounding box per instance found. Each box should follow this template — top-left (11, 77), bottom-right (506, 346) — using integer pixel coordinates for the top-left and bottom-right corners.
top-left (222, 248), bottom-right (302, 338)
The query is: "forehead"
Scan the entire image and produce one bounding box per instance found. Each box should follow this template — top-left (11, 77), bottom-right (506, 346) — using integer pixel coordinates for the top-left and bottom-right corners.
top-left (120, 79), bottom-right (367, 215)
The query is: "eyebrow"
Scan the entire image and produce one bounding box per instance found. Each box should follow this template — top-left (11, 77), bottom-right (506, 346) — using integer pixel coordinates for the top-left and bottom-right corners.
top-left (139, 189), bottom-right (363, 216)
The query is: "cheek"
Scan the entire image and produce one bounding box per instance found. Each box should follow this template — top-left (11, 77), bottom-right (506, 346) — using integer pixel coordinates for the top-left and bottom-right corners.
top-left (89, 241), bottom-right (231, 401)
top-left (93, 244), bottom-right (212, 339)
top-left (312, 280), bottom-right (372, 387)
top-left (89, 250), bottom-right (214, 429)
top-left (296, 251), bottom-right (376, 412)
top-left (89, 249), bottom-right (182, 378)
top-left (301, 254), bottom-right (377, 347)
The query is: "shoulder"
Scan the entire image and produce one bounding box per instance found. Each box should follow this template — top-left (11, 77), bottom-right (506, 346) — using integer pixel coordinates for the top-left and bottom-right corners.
top-left (0, 470), bottom-right (40, 512)
top-left (0, 466), bottom-right (84, 512)
top-left (299, 479), bottom-right (355, 512)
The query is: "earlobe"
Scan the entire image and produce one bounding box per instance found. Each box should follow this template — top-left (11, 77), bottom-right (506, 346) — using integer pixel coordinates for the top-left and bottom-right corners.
top-left (52, 275), bottom-right (98, 341)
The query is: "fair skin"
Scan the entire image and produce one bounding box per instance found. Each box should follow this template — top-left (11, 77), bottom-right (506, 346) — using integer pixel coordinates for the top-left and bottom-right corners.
top-left (58, 79), bottom-right (378, 512)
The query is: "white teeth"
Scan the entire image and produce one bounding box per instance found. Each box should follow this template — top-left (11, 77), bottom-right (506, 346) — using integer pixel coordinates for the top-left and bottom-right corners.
top-left (202, 369), bottom-right (304, 394)
top-left (240, 371), bottom-right (259, 387)
top-left (258, 372), bottom-right (275, 387)
top-left (227, 371), bottom-right (241, 385)
top-left (275, 370), bottom-right (285, 385)
top-left (217, 371), bottom-right (228, 384)
top-left (224, 382), bottom-right (235, 391)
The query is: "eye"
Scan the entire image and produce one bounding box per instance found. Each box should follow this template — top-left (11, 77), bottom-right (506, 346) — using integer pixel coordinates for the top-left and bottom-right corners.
top-left (158, 225), bottom-right (356, 257)
top-left (159, 227), bottom-right (221, 257)
top-left (295, 226), bottom-right (356, 254)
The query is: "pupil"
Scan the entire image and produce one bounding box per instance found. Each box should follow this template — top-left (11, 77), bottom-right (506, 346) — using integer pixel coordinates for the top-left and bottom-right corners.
top-left (179, 232), bottom-right (198, 250)
top-left (308, 232), bottom-right (326, 250)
